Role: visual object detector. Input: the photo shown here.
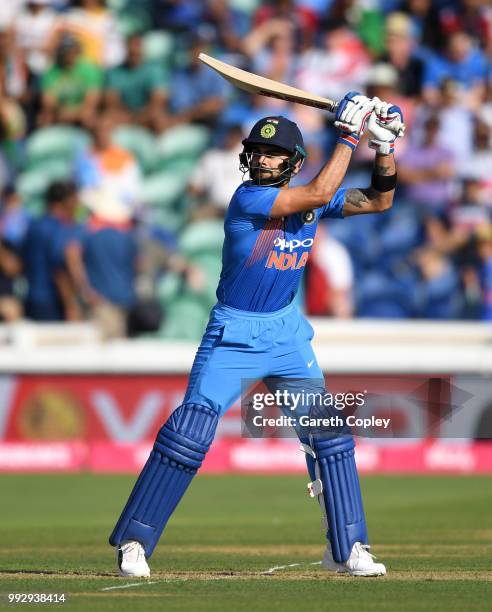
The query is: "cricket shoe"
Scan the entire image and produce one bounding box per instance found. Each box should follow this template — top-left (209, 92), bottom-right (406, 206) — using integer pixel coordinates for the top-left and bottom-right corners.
top-left (322, 541), bottom-right (386, 577)
top-left (116, 541), bottom-right (150, 577)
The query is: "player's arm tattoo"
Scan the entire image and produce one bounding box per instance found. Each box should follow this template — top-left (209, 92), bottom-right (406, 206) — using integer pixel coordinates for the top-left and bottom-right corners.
top-left (343, 187), bottom-right (377, 211)
top-left (374, 163), bottom-right (391, 176)
top-left (343, 155), bottom-right (396, 216)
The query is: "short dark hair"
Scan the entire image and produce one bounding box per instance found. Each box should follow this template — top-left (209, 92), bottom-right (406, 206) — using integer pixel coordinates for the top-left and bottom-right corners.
top-left (45, 180), bottom-right (76, 206)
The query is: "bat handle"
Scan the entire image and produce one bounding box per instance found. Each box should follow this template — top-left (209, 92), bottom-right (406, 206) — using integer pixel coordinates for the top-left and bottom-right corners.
top-left (329, 101), bottom-right (339, 114)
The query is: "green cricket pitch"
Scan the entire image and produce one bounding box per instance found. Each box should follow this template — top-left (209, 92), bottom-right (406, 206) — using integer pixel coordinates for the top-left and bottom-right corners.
top-left (0, 473), bottom-right (491, 611)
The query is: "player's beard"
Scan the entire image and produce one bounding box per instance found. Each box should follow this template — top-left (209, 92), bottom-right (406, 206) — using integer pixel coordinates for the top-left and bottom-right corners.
top-left (250, 165), bottom-right (287, 186)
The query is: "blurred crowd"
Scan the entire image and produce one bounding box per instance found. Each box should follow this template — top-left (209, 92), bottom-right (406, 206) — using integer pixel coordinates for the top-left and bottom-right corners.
top-left (0, 0), bottom-right (492, 339)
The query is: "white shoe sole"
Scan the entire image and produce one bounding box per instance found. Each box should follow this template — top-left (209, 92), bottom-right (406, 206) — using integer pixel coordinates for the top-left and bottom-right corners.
top-left (118, 568), bottom-right (150, 578)
top-left (323, 559), bottom-right (386, 577)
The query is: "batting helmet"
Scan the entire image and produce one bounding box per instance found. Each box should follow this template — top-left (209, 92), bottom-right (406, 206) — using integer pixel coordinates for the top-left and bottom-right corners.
top-left (240, 116), bottom-right (307, 186)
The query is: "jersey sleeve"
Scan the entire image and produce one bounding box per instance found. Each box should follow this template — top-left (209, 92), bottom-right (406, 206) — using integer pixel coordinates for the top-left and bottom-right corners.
top-left (317, 188), bottom-right (346, 219)
top-left (233, 184), bottom-right (279, 218)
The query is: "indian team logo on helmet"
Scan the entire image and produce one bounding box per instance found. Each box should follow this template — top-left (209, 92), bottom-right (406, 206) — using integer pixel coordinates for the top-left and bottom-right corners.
top-left (260, 123), bottom-right (276, 138)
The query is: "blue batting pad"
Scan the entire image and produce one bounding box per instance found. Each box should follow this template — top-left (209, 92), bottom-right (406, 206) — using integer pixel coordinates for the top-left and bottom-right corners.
top-left (109, 403), bottom-right (218, 557)
top-left (309, 435), bottom-right (368, 563)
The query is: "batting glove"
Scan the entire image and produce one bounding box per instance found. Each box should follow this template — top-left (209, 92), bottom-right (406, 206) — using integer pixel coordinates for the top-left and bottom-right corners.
top-left (367, 98), bottom-right (405, 155)
top-left (334, 91), bottom-right (375, 151)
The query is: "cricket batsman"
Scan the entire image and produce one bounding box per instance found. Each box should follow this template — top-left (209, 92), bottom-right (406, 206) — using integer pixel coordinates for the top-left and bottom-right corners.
top-left (109, 92), bottom-right (404, 577)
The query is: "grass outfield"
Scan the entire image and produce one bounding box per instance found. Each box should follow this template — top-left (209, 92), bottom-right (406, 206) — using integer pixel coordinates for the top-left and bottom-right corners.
top-left (0, 474), bottom-right (491, 611)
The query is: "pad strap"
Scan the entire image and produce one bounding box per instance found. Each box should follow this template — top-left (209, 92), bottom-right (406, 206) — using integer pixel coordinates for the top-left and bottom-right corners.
top-left (109, 403), bottom-right (218, 558)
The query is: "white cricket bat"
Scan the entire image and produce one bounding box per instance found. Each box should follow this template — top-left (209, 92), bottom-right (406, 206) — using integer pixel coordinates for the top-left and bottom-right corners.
top-left (198, 53), bottom-right (339, 113)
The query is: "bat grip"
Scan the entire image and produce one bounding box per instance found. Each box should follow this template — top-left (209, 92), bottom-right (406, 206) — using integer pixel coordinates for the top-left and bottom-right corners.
top-left (330, 101), bottom-right (339, 114)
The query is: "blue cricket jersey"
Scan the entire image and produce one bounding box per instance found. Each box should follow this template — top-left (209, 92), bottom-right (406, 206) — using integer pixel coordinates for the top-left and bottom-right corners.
top-left (216, 181), bottom-right (346, 312)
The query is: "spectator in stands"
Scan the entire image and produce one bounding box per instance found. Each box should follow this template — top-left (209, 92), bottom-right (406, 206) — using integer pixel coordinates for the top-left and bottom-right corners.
top-left (14, 0), bottom-right (60, 76)
top-left (75, 113), bottom-right (142, 216)
top-left (0, 0), bottom-right (25, 30)
top-left (0, 236), bottom-right (23, 322)
top-left (23, 181), bottom-right (83, 322)
top-left (460, 119), bottom-right (492, 203)
top-left (416, 0), bottom-right (491, 52)
top-left (105, 33), bottom-right (169, 133)
top-left (11, 0), bottom-right (59, 129)
top-left (60, 0), bottom-right (124, 68)
top-left (0, 184), bottom-right (30, 247)
top-left (434, 78), bottom-right (475, 165)
top-left (0, 144), bottom-right (9, 195)
top-left (481, 75), bottom-right (492, 130)
top-left (354, 63), bottom-right (411, 168)
top-left (290, 136), bottom-right (324, 185)
top-left (0, 0), bottom-right (488, 328)
top-left (151, 0), bottom-right (204, 35)
top-left (401, 0), bottom-right (450, 51)
top-left (188, 124), bottom-right (244, 218)
top-left (295, 17), bottom-right (371, 104)
top-left (243, 15), bottom-right (297, 83)
top-left (305, 223), bottom-right (354, 318)
top-left (0, 27), bottom-right (29, 103)
top-left (420, 201), bottom-right (490, 326)
top-left (449, 178), bottom-right (490, 241)
top-left (253, 0), bottom-right (318, 51)
top-left (136, 226), bottom-right (206, 322)
top-left (414, 247), bottom-right (462, 319)
top-left (66, 191), bottom-right (139, 338)
top-left (399, 114), bottom-right (455, 215)
top-left (381, 12), bottom-right (424, 99)
top-left (476, 224), bottom-right (492, 320)
top-left (168, 35), bottom-right (228, 126)
top-left (0, 185), bottom-right (24, 323)
top-left (204, 0), bottom-right (250, 55)
top-left (422, 31), bottom-right (487, 109)
top-left (363, 62), bottom-right (414, 154)
top-left (238, 92), bottom-right (292, 139)
top-left (353, 0), bottom-right (385, 57)
top-left (0, 78), bottom-right (26, 178)
top-left (38, 35), bottom-right (103, 127)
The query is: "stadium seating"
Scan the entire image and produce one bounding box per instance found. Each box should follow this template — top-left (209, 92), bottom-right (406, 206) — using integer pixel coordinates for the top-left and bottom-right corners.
top-left (179, 219), bottom-right (224, 257)
top-left (155, 125), bottom-right (210, 171)
top-left (142, 30), bottom-right (174, 65)
top-left (112, 0), bottom-right (152, 36)
top-left (26, 126), bottom-right (92, 168)
top-left (147, 207), bottom-right (183, 234)
top-left (158, 295), bottom-right (209, 340)
top-left (141, 169), bottom-right (190, 210)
